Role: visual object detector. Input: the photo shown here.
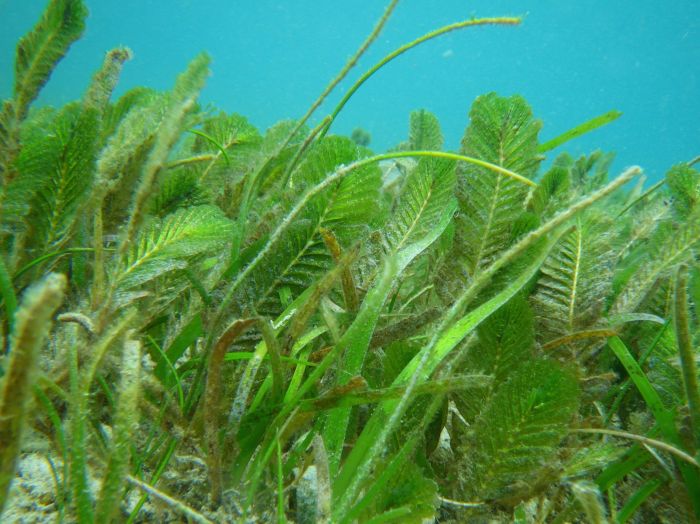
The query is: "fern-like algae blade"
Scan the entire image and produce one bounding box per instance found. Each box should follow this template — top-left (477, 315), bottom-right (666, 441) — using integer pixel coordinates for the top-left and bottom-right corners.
top-left (611, 211), bottom-right (700, 316)
top-left (21, 102), bottom-right (99, 252)
top-left (332, 236), bottom-right (556, 519)
top-left (456, 93), bottom-right (543, 276)
top-left (407, 109), bottom-right (443, 151)
top-left (333, 167), bottom-right (639, 520)
top-left (532, 214), bottom-right (614, 347)
top-left (527, 153), bottom-right (572, 219)
top-left (455, 293), bottom-right (534, 422)
top-left (12, 0), bottom-right (87, 120)
top-left (237, 136), bottom-right (381, 316)
top-left (113, 205), bottom-right (233, 306)
top-left (384, 156), bottom-right (457, 271)
top-left (465, 359), bottom-right (580, 503)
top-left (0, 0), bottom-right (87, 179)
top-left (119, 53), bottom-right (211, 256)
top-left (393, 231), bottom-right (557, 388)
top-left (7, 47), bottom-right (130, 273)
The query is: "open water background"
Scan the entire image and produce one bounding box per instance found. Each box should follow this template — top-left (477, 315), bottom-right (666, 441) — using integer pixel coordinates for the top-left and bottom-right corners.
top-left (1, 0), bottom-right (698, 181)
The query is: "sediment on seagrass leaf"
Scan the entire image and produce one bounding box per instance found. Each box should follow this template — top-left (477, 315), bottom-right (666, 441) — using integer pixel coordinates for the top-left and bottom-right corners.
top-left (95, 334), bottom-right (142, 523)
top-left (0, 273), bottom-right (66, 516)
top-left (674, 264), bottom-right (700, 452)
top-left (570, 480), bottom-right (609, 524)
top-left (204, 317), bottom-right (256, 506)
top-left (94, 89), bottom-right (167, 205)
top-left (84, 47), bottom-right (132, 114)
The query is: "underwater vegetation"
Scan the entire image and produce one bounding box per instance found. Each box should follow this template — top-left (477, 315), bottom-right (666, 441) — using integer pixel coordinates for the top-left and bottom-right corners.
top-left (1, 0), bottom-right (699, 522)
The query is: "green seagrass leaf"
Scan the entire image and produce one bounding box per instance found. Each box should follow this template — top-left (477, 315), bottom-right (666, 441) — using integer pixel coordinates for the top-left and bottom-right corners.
top-left (465, 358), bottom-right (580, 503)
top-left (538, 109), bottom-right (621, 154)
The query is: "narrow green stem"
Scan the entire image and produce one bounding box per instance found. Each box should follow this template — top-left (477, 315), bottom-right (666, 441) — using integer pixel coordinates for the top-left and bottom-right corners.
top-left (281, 0), bottom-right (400, 151)
top-left (167, 153), bottom-right (216, 169)
top-left (13, 247), bottom-right (99, 281)
top-left (320, 17), bottom-right (522, 139)
top-left (573, 428), bottom-right (699, 467)
top-left (674, 264), bottom-right (700, 452)
top-left (0, 255), bottom-right (17, 338)
top-left (280, 115), bottom-right (331, 189)
top-left (259, 318), bottom-right (285, 405)
top-left (226, 0), bottom-right (400, 269)
top-left (92, 208), bottom-right (105, 310)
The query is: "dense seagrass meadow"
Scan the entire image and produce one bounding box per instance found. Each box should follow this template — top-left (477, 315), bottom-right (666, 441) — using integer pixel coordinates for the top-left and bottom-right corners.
top-left (1, 1), bottom-right (699, 522)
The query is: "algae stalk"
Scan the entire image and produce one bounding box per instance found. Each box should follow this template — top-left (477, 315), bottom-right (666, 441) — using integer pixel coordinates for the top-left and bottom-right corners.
top-left (0, 273), bottom-right (66, 516)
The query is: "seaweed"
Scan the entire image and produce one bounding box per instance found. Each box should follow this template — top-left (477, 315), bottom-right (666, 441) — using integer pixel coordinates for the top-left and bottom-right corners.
top-left (1, 1), bottom-right (699, 522)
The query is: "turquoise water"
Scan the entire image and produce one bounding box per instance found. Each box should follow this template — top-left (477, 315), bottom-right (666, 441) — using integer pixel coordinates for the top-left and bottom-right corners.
top-left (1, 1), bottom-right (698, 181)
